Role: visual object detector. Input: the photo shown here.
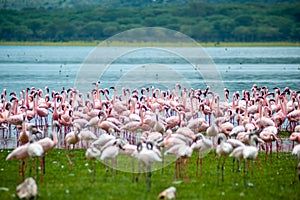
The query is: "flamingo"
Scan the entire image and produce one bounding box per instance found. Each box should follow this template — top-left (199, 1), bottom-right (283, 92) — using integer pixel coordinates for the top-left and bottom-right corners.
top-left (37, 121), bottom-right (59, 174)
top-left (206, 119), bottom-right (219, 148)
top-left (290, 124), bottom-right (300, 148)
top-left (164, 133), bottom-right (194, 182)
top-left (287, 104), bottom-right (300, 131)
top-left (92, 133), bottom-right (116, 148)
top-left (292, 144), bottom-right (300, 161)
top-left (229, 125), bottom-right (245, 138)
top-left (227, 138), bottom-right (247, 173)
top-left (78, 128), bottom-right (97, 148)
top-left (65, 123), bottom-right (81, 169)
top-left (132, 141), bottom-right (162, 191)
top-left (6, 142), bottom-right (30, 181)
top-left (85, 146), bottom-right (101, 182)
top-left (157, 186), bottom-right (177, 200)
top-left (16, 177), bottom-right (38, 199)
top-left (27, 125), bottom-right (44, 181)
top-left (118, 139), bottom-right (138, 182)
top-left (192, 133), bottom-right (212, 177)
top-left (99, 138), bottom-right (124, 176)
top-left (216, 133), bottom-right (233, 184)
top-left (259, 130), bottom-right (278, 162)
top-left (241, 134), bottom-right (260, 186)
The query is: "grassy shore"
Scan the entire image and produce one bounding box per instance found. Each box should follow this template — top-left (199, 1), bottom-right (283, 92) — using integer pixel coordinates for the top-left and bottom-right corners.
top-left (0, 149), bottom-right (299, 200)
top-left (0, 41), bottom-right (299, 47)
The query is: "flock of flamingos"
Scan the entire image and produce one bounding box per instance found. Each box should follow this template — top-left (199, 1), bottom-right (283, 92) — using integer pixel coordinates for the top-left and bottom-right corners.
top-left (1, 82), bottom-right (300, 199)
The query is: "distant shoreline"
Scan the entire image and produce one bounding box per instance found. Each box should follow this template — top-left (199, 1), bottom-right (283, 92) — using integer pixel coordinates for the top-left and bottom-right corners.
top-left (0, 41), bottom-right (299, 47)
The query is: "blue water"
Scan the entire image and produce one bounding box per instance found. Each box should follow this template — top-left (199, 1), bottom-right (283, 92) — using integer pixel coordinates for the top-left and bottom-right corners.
top-left (0, 46), bottom-right (299, 95)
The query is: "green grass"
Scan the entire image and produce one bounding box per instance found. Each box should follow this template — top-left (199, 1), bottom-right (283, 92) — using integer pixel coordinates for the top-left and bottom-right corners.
top-left (0, 149), bottom-right (299, 200)
top-left (0, 41), bottom-right (299, 47)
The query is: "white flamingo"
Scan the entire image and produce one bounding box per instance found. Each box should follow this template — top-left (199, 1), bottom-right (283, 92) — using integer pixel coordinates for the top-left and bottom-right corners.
top-left (191, 133), bottom-right (212, 177)
top-left (16, 177), bottom-right (38, 199)
top-left (216, 133), bottom-right (233, 184)
top-left (85, 146), bottom-right (101, 182)
top-left (157, 186), bottom-right (177, 200)
top-left (132, 141), bottom-right (162, 191)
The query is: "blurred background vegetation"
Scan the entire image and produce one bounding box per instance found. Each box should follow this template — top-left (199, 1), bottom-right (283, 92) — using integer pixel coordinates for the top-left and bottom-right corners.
top-left (0, 0), bottom-right (299, 43)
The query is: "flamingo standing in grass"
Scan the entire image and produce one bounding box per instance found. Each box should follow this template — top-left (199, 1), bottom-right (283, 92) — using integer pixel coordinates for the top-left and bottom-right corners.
top-left (292, 141), bottom-right (300, 182)
top-left (259, 130), bottom-right (278, 163)
top-left (26, 125), bottom-right (44, 182)
top-left (99, 138), bottom-right (124, 176)
top-left (241, 134), bottom-right (260, 186)
top-left (37, 121), bottom-right (59, 174)
top-left (133, 141), bottom-right (162, 192)
top-left (228, 138), bottom-right (247, 173)
top-left (85, 146), bottom-right (101, 182)
top-left (290, 125), bottom-right (300, 149)
top-left (78, 128), bottom-right (97, 148)
top-left (163, 131), bottom-right (194, 181)
top-left (6, 142), bottom-right (30, 181)
top-left (216, 133), bottom-right (233, 184)
top-left (192, 133), bottom-right (212, 177)
top-left (65, 123), bottom-right (81, 169)
top-left (292, 144), bottom-right (300, 162)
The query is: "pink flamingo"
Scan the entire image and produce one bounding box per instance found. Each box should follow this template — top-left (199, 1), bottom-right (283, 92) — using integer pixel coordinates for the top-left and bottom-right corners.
top-left (6, 142), bottom-right (30, 181)
top-left (65, 124), bottom-right (80, 169)
top-left (37, 121), bottom-right (59, 174)
top-left (259, 130), bottom-right (278, 163)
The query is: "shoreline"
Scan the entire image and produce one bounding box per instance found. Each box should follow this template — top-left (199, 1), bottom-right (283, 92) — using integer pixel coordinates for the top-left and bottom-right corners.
top-left (0, 41), bottom-right (299, 47)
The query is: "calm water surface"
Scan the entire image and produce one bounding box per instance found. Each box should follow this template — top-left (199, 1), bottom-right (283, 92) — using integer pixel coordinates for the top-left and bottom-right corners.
top-left (0, 46), bottom-right (299, 94)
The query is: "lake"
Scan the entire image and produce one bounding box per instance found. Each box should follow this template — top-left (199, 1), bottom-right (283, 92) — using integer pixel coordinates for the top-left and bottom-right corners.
top-left (0, 45), bottom-right (299, 149)
top-left (0, 46), bottom-right (299, 95)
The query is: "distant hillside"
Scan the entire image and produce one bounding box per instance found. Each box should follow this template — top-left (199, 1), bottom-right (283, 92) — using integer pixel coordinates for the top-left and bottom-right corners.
top-left (0, 0), bottom-right (298, 10)
top-left (1, 1), bottom-right (299, 42)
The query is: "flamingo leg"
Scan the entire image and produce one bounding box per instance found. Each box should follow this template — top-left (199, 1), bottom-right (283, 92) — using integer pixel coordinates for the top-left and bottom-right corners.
top-left (66, 146), bottom-right (73, 169)
top-left (161, 148), bottom-right (165, 175)
top-left (92, 160), bottom-right (96, 183)
top-left (136, 161), bottom-right (141, 182)
top-left (232, 158), bottom-right (235, 172)
top-left (184, 158), bottom-right (189, 182)
top-left (179, 157), bottom-right (183, 179)
top-left (265, 143), bottom-right (268, 162)
top-left (270, 142), bottom-right (273, 163)
top-left (217, 157), bottom-right (221, 185)
top-left (196, 156), bottom-right (199, 177)
top-left (257, 156), bottom-right (262, 170)
top-left (72, 144), bottom-right (75, 157)
top-left (174, 158), bottom-right (179, 180)
top-left (42, 155), bottom-right (46, 174)
top-left (200, 158), bottom-right (203, 177)
top-left (221, 157), bottom-right (226, 182)
top-left (250, 160), bottom-right (254, 185)
top-left (232, 158), bottom-right (239, 186)
top-left (39, 157), bottom-right (43, 183)
top-left (276, 140), bottom-right (279, 159)
top-left (146, 164), bottom-right (152, 192)
top-left (131, 158), bottom-right (135, 183)
top-left (243, 159), bottom-right (247, 187)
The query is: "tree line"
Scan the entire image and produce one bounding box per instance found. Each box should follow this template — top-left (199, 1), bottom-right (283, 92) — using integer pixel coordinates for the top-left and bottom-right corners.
top-left (0, 2), bottom-right (299, 42)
